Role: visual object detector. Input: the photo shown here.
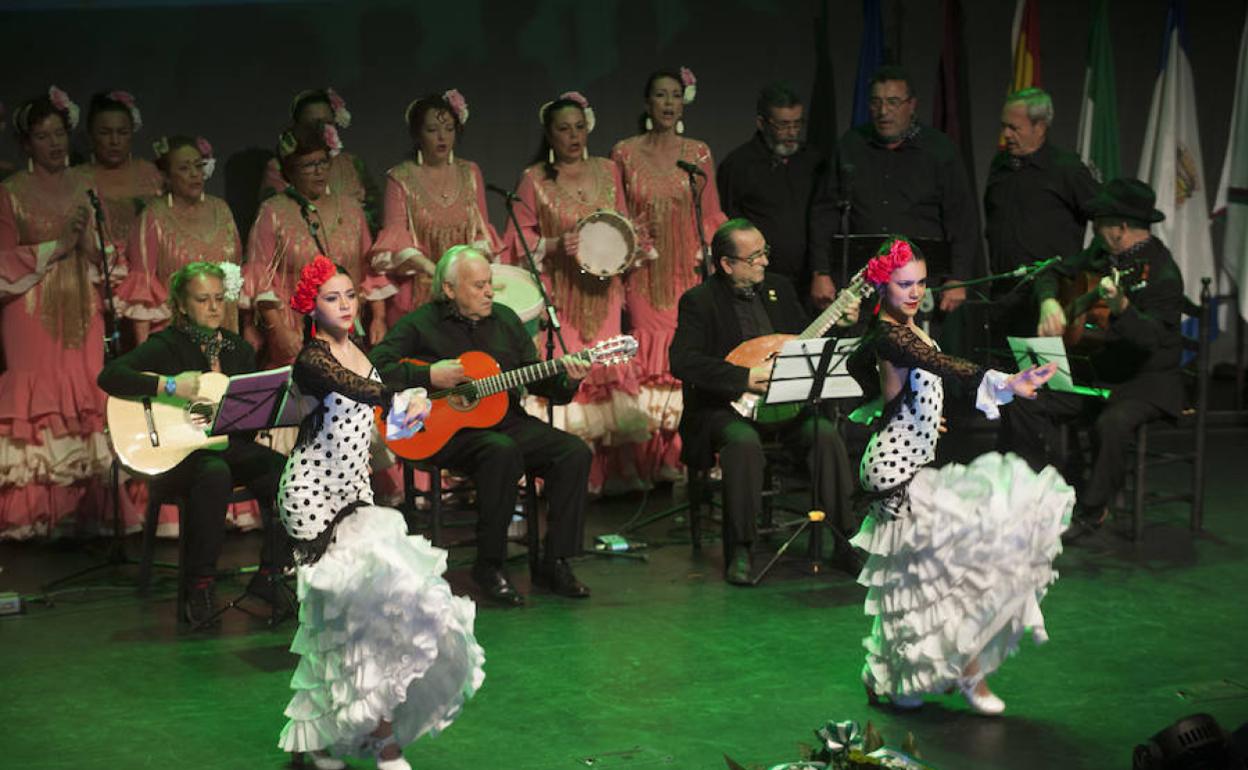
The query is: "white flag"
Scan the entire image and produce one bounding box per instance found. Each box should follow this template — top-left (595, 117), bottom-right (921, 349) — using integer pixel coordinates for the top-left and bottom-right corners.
top-left (1214, 12), bottom-right (1248, 320)
top-left (1138, 2), bottom-right (1215, 303)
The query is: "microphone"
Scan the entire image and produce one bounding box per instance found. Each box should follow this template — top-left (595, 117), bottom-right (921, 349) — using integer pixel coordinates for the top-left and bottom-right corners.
top-left (284, 185), bottom-right (317, 213)
top-left (485, 183), bottom-right (520, 202)
top-left (837, 162), bottom-right (855, 204)
top-left (675, 160), bottom-right (705, 177)
top-left (84, 189), bottom-right (116, 256)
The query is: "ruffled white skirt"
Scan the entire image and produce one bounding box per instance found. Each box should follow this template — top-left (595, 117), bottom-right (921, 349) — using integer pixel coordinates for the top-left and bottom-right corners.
top-left (277, 506), bottom-right (485, 755)
top-left (851, 452), bottom-right (1073, 697)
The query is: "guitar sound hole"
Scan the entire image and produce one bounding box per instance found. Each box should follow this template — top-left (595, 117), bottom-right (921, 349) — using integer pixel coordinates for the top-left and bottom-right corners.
top-left (447, 394), bottom-right (477, 412)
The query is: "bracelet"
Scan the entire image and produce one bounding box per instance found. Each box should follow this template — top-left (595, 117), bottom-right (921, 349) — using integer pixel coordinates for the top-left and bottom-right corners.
top-left (164, 376), bottom-right (177, 396)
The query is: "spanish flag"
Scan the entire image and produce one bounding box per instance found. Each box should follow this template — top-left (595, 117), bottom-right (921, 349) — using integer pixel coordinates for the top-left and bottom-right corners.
top-left (1010, 0), bottom-right (1043, 91)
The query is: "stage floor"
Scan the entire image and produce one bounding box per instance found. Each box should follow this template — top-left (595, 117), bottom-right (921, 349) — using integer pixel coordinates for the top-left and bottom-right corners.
top-left (2, 428), bottom-right (1247, 770)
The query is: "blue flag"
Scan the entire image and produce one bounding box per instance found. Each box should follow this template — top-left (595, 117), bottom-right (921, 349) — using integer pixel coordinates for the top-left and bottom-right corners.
top-left (851, 0), bottom-right (885, 128)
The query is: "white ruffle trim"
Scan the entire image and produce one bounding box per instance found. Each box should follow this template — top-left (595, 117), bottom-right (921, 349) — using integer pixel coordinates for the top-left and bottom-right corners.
top-left (850, 452), bottom-right (1072, 698)
top-left (278, 506), bottom-right (484, 755)
top-left (974, 369), bottom-right (1014, 420)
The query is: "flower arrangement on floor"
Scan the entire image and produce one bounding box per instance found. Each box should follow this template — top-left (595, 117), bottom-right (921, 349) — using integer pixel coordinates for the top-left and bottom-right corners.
top-left (724, 719), bottom-right (935, 770)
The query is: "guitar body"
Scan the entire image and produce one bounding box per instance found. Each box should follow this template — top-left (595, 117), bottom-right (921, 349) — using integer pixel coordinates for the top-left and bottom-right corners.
top-left (376, 351), bottom-right (509, 461)
top-left (106, 371), bottom-right (231, 477)
top-left (726, 333), bottom-right (804, 425)
top-left (1060, 270), bottom-right (1112, 353)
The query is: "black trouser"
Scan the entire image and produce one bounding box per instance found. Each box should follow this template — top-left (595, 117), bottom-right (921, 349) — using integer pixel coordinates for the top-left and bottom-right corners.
top-left (1000, 391), bottom-right (1164, 508)
top-left (157, 441), bottom-right (288, 579)
top-left (430, 412), bottom-right (591, 565)
top-left (706, 408), bottom-right (855, 547)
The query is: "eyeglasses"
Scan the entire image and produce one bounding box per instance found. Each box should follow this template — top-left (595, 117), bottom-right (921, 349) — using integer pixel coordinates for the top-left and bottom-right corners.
top-left (729, 245), bottom-right (771, 266)
top-left (765, 117), bottom-right (804, 133)
top-left (868, 96), bottom-right (913, 111)
top-left (297, 158), bottom-right (332, 173)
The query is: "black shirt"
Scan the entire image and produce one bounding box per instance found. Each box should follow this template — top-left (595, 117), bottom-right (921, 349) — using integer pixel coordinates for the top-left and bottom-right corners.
top-left (809, 123), bottom-right (981, 280)
top-left (984, 142), bottom-right (1099, 275)
top-left (730, 285), bottom-right (774, 339)
top-left (98, 326), bottom-right (257, 397)
top-left (370, 300), bottom-right (580, 414)
top-left (716, 133), bottom-right (828, 285)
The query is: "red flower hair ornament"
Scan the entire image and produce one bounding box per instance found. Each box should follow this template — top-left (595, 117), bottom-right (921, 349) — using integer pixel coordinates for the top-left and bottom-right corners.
top-left (290, 255), bottom-right (339, 314)
top-left (864, 239), bottom-right (915, 287)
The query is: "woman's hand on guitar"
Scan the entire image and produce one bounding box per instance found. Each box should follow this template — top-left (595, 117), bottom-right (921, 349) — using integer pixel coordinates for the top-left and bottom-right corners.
top-left (1036, 298), bottom-right (1067, 337)
top-left (561, 353), bottom-right (592, 381)
top-left (1098, 275), bottom-right (1129, 315)
top-left (1005, 362), bottom-right (1057, 399)
top-left (430, 358), bottom-right (469, 388)
top-left (172, 371), bottom-right (201, 400)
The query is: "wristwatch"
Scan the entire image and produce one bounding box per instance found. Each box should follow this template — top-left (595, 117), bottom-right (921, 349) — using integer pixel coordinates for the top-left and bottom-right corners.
top-left (164, 376), bottom-right (177, 396)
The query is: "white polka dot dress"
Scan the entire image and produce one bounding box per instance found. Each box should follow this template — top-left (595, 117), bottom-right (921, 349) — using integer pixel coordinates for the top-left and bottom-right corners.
top-left (850, 323), bottom-right (1073, 700)
top-left (276, 340), bottom-right (484, 758)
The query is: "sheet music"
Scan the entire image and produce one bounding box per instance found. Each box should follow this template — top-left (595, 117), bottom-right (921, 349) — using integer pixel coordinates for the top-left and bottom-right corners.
top-left (764, 337), bottom-right (863, 405)
top-left (1006, 336), bottom-right (1110, 399)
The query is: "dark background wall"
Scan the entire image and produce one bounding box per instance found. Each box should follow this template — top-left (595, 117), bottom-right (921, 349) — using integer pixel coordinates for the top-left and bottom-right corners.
top-left (2, 0), bottom-right (1244, 256)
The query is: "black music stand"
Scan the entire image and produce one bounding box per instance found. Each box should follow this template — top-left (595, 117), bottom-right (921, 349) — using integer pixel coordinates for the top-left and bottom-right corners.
top-left (751, 336), bottom-right (862, 585)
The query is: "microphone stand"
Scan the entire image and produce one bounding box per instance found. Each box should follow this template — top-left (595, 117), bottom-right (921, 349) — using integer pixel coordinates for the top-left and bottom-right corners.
top-left (680, 165), bottom-right (711, 282)
top-left (41, 191), bottom-right (135, 598)
top-left (836, 171), bottom-right (853, 289)
top-left (288, 187), bottom-right (329, 256)
top-left (943, 257), bottom-right (1064, 368)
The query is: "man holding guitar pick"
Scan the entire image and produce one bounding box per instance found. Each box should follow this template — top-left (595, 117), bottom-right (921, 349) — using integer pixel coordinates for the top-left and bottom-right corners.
top-left (371, 245), bottom-right (596, 606)
top-left (669, 218), bottom-right (861, 585)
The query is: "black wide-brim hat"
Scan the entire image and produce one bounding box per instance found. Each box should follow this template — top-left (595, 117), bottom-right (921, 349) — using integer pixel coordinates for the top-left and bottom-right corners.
top-left (1086, 177), bottom-right (1166, 223)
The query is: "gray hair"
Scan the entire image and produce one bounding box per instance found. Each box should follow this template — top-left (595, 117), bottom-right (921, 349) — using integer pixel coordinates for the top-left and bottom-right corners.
top-left (432, 244), bottom-right (490, 300)
top-left (1005, 87), bottom-right (1054, 125)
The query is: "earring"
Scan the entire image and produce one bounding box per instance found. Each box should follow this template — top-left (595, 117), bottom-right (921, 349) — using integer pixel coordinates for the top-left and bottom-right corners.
top-left (27, 158), bottom-right (34, 173)
top-left (548, 148), bottom-right (555, 164)
top-left (676, 119), bottom-right (685, 135)
top-left (645, 116), bottom-right (654, 131)
top-left (582, 146), bottom-right (589, 161)
top-left (199, 192), bottom-right (205, 203)
top-left (448, 149), bottom-right (455, 163)
top-left (167, 192), bottom-right (173, 208)
top-left (417, 149), bottom-right (424, 165)
top-left (64, 155), bottom-right (71, 168)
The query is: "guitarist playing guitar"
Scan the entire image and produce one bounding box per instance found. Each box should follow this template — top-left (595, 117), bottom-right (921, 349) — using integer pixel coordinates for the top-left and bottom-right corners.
top-left (669, 219), bottom-right (863, 586)
top-left (1000, 178), bottom-right (1186, 538)
top-left (371, 245), bottom-right (595, 607)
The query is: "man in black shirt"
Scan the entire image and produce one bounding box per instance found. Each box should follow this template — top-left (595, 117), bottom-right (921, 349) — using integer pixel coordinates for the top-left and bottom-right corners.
top-left (669, 219), bottom-right (860, 585)
top-left (809, 65), bottom-right (979, 313)
top-left (371, 246), bottom-right (594, 605)
top-left (717, 82), bottom-right (828, 297)
top-left (1000, 180), bottom-right (1184, 535)
top-left (98, 262), bottom-right (289, 627)
top-left (984, 87), bottom-right (1100, 338)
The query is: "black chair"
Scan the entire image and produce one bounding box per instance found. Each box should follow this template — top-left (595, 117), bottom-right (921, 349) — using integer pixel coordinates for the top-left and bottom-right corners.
top-left (1119, 277), bottom-right (1212, 539)
top-left (401, 459), bottom-right (541, 576)
top-left (137, 482), bottom-right (289, 629)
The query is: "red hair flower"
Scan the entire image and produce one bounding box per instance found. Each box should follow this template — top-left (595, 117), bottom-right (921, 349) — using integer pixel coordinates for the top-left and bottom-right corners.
top-left (290, 255), bottom-right (338, 314)
top-left (864, 238), bottom-right (915, 287)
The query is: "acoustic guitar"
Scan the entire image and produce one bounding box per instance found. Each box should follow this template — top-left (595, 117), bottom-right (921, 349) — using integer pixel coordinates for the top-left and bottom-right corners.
top-left (1059, 257), bottom-right (1148, 354)
top-left (106, 372), bottom-right (232, 477)
top-left (728, 268), bottom-right (875, 424)
top-left (377, 335), bottom-right (639, 460)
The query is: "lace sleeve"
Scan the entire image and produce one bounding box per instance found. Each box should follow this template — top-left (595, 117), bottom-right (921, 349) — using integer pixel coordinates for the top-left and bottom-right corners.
top-left (294, 340), bottom-right (393, 409)
top-left (875, 322), bottom-right (985, 386)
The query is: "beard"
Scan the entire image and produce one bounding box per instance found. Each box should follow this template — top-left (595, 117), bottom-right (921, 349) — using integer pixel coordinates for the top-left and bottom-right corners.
top-left (763, 132), bottom-right (800, 158)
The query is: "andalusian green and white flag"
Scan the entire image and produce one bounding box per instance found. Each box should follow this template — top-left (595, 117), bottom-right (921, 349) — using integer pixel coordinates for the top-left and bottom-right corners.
top-left (1075, 0), bottom-right (1119, 184)
top-left (1213, 11), bottom-right (1248, 320)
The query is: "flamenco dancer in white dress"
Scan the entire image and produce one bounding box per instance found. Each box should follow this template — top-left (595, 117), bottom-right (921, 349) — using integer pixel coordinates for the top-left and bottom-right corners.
top-left (849, 237), bottom-right (1072, 715)
top-left (276, 256), bottom-right (484, 769)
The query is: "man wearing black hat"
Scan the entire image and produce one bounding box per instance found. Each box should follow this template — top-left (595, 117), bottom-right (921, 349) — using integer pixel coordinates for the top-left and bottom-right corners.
top-left (1000, 178), bottom-right (1184, 535)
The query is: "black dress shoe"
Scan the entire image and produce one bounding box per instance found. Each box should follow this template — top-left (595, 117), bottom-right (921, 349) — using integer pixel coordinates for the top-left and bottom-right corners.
top-left (533, 558), bottom-right (590, 598)
top-left (1063, 504), bottom-right (1109, 544)
top-left (184, 580), bottom-right (221, 629)
top-left (724, 549), bottom-right (753, 586)
top-left (470, 563), bottom-right (524, 606)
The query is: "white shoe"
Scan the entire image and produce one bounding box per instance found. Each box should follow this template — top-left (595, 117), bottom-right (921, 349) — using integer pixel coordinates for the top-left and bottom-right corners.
top-left (369, 734), bottom-right (412, 770)
top-left (294, 751), bottom-right (346, 770)
top-left (960, 681), bottom-right (1006, 715)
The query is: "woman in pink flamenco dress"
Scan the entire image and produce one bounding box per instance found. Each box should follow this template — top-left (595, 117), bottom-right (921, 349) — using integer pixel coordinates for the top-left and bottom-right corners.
top-left (612, 67), bottom-right (726, 482)
top-left (243, 123), bottom-right (382, 369)
top-left (69, 90), bottom-right (162, 284)
top-left (118, 135), bottom-right (243, 342)
top-left (369, 89), bottom-right (499, 344)
top-left (0, 89), bottom-right (112, 539)
top-left (258, 88), bottom-right (376, 230)
top-left (503, 92), bottom-right (649, 494)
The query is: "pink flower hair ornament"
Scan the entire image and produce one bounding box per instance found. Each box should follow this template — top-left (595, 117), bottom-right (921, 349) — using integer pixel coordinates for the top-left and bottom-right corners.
top-left (679, 66), bottom-right (697, 104)
top-left (48, 86), bottom-right (80, 130)
top-left (290, 255), bottom-right (339, 315)
top-left (864, 238), bottom-right (916, 287)
top-left (443, 89), bottom-right (469, 126)
top-left (322, 124), bottom-right (343, 158)
top-left (108, 90), bottom-right (142, 131)
top-left (196, 137), bottom-right (216, 180)
top-left (538, 91), bottom-right (596, 133)
top-left (326, 87), bottom-right (351, 129)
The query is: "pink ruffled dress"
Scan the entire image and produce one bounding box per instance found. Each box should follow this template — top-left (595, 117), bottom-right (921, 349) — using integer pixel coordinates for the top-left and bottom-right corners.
top-left (611, 136), bottom-right (726, 481)
top-left (70, 158), bottom-right (163, 271)
top-left (369, 158), bottom-right (499, 327)
top-left (501, 159), bottom-right (650, 494)
top-left (0, 170), bottom-right (112, 538)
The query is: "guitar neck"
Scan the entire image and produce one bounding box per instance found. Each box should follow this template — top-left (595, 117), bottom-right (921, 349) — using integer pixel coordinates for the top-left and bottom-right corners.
top-left (797, 284), bottom-right (861, 340)
top-left (438, 354), bottom-right (585, 399)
